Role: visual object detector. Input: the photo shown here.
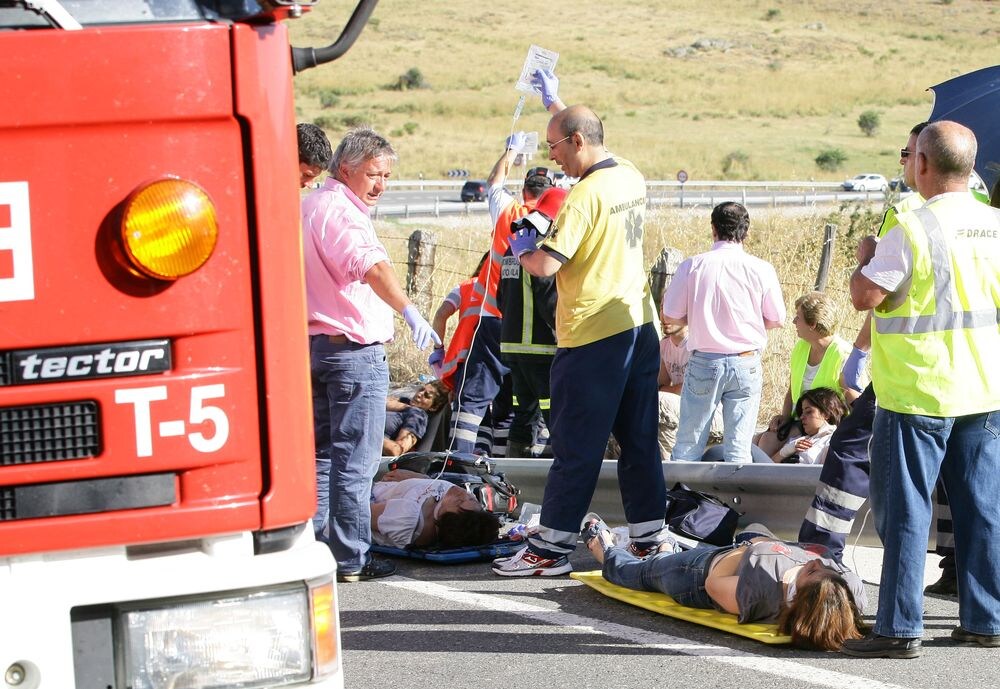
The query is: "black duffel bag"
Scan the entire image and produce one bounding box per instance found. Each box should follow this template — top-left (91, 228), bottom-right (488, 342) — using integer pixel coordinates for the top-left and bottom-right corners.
top-left (664, 482), bottom-right (740, 546)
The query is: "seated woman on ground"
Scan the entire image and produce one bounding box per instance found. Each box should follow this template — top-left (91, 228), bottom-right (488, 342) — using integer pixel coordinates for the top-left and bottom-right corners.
top-left (768, 387), bottom-right (848, 464)
top-left (756, 291), bottom-right (858, 456)
top-left (370, 468), bottom-right (501, 549)
top-left (382, 381), bottom-right (450, 457)
top-left (582, 516), bottom-right (867, 651)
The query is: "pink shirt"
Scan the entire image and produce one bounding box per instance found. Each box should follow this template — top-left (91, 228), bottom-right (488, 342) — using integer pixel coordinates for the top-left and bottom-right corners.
top-left (662, 242), bottom-right (785, 354)
top-left (301, 177), bottom-right (394, 344)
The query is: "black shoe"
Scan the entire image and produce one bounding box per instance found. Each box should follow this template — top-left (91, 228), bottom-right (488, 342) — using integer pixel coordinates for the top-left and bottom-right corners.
top-left (337, 557), bottom-right (397, 583)
top-left (924, 571), bottom-right (958, 596)
top-left (840, 633), bottom-right (922, 659)
top-left (952, 627), bottom-right (1000, 647)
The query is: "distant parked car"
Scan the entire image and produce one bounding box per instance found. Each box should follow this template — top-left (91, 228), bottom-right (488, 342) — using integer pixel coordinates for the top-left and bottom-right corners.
top-left (842, 173), bottom-right (888, 192)
top-left (889, 176), bottom-right (911, 193)
top-left (460, 180), bottom-right (487, 202)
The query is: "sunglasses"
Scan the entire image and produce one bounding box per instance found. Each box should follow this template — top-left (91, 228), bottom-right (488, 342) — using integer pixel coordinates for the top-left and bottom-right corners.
top-left (900, 148), bottom-right (913, 158)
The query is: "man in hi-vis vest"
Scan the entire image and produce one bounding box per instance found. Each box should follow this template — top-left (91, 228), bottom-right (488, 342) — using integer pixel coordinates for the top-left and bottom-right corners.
top-left (841, 121), bottom-right (1000, 659)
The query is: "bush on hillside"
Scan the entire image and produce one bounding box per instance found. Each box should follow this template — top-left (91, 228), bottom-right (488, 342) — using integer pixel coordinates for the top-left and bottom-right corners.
top-left (389, 67), bottom-right (429, 91)
top-left (318, 89), bottom-right (340, 109)
top-left (857, 110), bottom-right (881, 137)
top-left (721, 150), bottom-right (751, 177)
top-left (815, 148), bottom-right (847, 171)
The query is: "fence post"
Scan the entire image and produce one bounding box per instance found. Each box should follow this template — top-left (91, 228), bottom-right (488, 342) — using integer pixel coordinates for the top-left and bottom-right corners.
top-left (814, 223), bottom-right (837, 291)
top-left (407, 230), bottom-right (437, 314)
top-left (648, 246), bottom-right (684, 309)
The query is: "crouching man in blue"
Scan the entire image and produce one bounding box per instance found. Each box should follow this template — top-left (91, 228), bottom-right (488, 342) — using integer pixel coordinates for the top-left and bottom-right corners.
top-left (840, 121), bottom-right (1000, 658)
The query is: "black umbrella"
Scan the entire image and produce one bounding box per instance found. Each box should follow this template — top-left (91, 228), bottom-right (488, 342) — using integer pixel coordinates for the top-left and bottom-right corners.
top-left (928, 64), bottom-right (1000, 197)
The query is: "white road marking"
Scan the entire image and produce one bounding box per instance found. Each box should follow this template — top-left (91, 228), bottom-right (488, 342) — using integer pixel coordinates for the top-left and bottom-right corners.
top-left (384, 577), bottom-right (911, 689)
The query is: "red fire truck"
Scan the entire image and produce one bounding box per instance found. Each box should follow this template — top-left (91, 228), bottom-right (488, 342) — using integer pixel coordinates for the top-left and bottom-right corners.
top-left (0, 1), bottom-right (375, 687)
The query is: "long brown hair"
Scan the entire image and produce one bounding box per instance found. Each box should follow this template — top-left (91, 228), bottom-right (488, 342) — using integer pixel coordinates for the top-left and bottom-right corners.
top-left (777, 572), bottom-right (868, 650)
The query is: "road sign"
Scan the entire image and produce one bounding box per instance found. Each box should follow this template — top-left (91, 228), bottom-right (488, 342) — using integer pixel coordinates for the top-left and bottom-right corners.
top-left (677, 170), bottom-right (688, 184)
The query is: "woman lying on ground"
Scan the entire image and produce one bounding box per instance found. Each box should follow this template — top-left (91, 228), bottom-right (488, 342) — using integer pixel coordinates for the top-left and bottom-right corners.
top-left (370, 468), bottom-right (501, 549)
top-left (582, 516), bottom-right (868, 651)
top-left (382, 380), bottom-right (450, 457)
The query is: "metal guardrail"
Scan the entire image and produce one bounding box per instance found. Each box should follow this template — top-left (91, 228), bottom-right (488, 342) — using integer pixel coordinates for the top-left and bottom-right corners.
top-left (377, 458), bottom-right (884, 547)
top-left (493, 459), bottom-right (884, 547)
top-left (372, 190), bottom-right (888, 219)
top-left (388, 178), bottom-right (857, 191)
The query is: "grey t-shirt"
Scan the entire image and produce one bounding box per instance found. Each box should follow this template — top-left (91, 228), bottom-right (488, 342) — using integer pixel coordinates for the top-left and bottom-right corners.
top-left (735, 541), bottom-right (867, 623)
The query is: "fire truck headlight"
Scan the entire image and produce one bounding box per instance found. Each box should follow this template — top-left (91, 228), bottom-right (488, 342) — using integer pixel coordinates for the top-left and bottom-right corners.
top-left (121, 178), bottom-right (219, 280)
top-left (120, 585), bottom-right (312, 689)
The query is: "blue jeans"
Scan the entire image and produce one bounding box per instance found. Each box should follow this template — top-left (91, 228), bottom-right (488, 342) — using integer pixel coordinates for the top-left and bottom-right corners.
top-left (530, 323), bottom-right (666, 557)
top-left (448, 316), bottom-right (509, 453)
top-left (870, 407), bottom-right (1000, 637)
top-left (310, 337), bottom-right (389, 572)
top-left (602, 544), bottom-right (726, 609)
top-left (672, 351), bottom-right (762, 463)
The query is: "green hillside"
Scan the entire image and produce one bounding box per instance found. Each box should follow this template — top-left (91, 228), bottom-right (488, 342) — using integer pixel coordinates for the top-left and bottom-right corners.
top-left (289, 0), bottom-right (998, 182)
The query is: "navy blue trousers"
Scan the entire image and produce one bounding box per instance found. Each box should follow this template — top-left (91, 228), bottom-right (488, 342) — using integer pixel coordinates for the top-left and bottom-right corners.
top-left (529, 323), bottom-right (667, 557)
top-left (798, 383), bottom-right (876, 560)
top-left (448, 316), bottom-right (509, 453)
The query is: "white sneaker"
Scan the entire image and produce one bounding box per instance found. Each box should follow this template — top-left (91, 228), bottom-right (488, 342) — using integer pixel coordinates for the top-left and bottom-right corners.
top-left (492, 545), bottom-right (572, 577)
top-left (664, 525), bottom-right (700, 550)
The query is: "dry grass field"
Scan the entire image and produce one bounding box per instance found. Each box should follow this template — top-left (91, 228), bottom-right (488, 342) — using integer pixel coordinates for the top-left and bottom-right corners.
top-left (290, 0), bottom-right (999, 181)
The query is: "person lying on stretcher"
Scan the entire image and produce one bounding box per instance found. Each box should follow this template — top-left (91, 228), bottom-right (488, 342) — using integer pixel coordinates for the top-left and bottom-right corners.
top-left (582, 516), bottom-right (868, 650)
top-left (371, 469), bottom-right (501, 549)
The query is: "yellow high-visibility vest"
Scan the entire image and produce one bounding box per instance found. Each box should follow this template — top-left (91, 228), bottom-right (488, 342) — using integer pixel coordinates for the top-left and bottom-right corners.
top-left (871, 194), bottom-right (1000, 416)
top-left (789, 335), bottom-right (852, 406)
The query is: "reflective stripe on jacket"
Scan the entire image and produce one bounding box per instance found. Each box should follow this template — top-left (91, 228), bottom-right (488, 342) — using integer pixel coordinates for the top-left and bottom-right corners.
top-left (438, 279), bottom-right (482, 390)
top-left (497, 250), bottom-right (557, 360)
top-left (871, 197), bottom-right (1000, 416)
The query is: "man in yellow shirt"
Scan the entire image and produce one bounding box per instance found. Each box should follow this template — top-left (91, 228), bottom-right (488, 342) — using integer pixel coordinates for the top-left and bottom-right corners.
top-left (493, 104), bottom-right (669, 576)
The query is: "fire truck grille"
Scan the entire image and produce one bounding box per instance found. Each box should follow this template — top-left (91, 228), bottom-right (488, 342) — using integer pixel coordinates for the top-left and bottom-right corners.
top-left (0, 488), bottom-right (13, 521)
top-left (0, 401), bottom-right (101, 465)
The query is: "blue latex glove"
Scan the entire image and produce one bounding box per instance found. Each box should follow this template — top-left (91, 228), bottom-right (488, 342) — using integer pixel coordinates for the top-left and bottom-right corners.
top-left (842, 346), bottom-right (870, 392)
top-left (531, 69), bottom-right (560, 108)
top-left (402, 305), bottom-right (440, 350)
top-left (509, 226), bottom-right (539, 258)
top-left (428, 347), bottom-right (444, 369)
top-left (506, 131), bottom-right (527, 152)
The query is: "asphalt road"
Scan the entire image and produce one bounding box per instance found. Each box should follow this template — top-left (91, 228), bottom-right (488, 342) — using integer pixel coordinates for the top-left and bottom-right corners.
top-left (337, 544), bottom-right (990, 689)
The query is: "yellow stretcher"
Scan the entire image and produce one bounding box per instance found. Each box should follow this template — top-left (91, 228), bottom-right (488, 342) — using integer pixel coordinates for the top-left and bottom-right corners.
top-left (570, 570), bottom-right (792, 644)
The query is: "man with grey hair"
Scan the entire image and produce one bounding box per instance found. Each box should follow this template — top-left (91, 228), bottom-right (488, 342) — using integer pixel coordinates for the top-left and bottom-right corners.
top-left (302, 126), bottom-right (439, 582)
top-left (841, 121), bottom-right (1000, 658)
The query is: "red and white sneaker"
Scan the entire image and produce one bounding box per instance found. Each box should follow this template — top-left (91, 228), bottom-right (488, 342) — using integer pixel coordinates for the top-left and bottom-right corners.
top-left (492, 545), bottom-right (572, 577)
